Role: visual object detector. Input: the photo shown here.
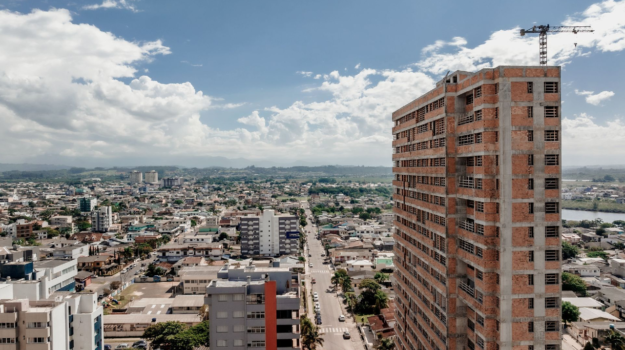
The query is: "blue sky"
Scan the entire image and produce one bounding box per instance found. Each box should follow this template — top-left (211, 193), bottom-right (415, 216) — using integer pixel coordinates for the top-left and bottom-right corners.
top-left (0, 0), bottom-right (624, 167)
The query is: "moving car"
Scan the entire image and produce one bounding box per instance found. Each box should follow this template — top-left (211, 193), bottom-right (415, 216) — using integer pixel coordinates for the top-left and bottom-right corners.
top-left (309, 263), bottom-right (313, 268)
top-left (343, 331), bottom-right (351, 339)
top-left (312, 278), bottom-right (316, 284)
top-left (339, 315), bottom-right (345, 322)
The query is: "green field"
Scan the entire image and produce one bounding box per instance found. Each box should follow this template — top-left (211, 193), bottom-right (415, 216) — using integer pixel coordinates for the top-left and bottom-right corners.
top-left (562, 200), bottom-right (625, 213)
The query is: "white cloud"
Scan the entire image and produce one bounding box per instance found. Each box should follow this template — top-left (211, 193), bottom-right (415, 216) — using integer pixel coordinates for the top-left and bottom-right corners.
top-left (83, 0), bottom-right (138, 12)
top-left (296, 71), bottom-right (313, 77)
top-left (415, 0), bottom-right (625, 75)
top-left (313, 74), bottom-right (322, 79)
top-left (181, 60), bottom-right (203, 67)
top-left (355, 63), bottom-right (361, 69)
top-left (575, 89), bottom-right (615, 105)
top-left (563, 113), bottom-right (625, 164)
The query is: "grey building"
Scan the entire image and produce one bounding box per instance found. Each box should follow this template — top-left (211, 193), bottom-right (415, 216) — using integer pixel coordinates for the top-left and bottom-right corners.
top-left (240, 210), bottom-right (299, 257)
top-left (205, 264), bottom-right (301, 349)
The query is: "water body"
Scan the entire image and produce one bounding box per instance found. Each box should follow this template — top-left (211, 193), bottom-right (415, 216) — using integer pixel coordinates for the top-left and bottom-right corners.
top-left (562, 209), bottom-right (625, 223)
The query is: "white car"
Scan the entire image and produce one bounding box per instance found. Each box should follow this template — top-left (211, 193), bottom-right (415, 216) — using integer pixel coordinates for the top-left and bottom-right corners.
top-left (309, 263), bottom-right (313, 268)
top-left (313, 292), bottom-right (318, 297)
top-left (313, 296), bottom-right (319, 302)
top-left (116, 345), bottom-right (129, 350)
top-left (339, 315), bottom-right (345, 322)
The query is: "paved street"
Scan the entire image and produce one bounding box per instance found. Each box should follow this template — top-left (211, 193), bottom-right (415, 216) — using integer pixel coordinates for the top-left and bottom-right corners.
top-left (85, 254), bottom-right (159, 296)
top-left (302, 204), bottom-right (365, 350)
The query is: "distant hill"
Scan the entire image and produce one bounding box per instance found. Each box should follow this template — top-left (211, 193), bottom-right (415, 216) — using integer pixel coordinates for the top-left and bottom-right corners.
top-left (0, 163), bottom-right (70, 172)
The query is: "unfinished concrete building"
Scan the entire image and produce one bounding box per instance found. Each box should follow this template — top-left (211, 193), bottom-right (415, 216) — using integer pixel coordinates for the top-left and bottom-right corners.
top-left (392, 66), bottom-right (562, 350)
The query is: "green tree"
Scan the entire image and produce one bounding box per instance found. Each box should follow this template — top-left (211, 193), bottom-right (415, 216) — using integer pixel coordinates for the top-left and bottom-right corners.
top-left (562, 301), bottom-right (581, 325)
top-left (358, 279), bottom-right (383, 313)
top-left (359, 212), bottom-right (371, 220)
top-left (586, 251), bottom-right (609, 260)
top-left (190, 219), bottom-right (197, 227)
top-left (300, 315), bottom-right (324, 350)
top-left (142, 321), bottom-right (189, 350)
top-left (605, 331), bottom-right (625, 350)
top-left (218, 232), bottom-right (229, 241)
top-left (374, 272), bottom-right (390, 285)
top-left (583, 342), bottom-right (594, 350)
top-left (110, 281), bottom-right (121, 290)
top-left (562, 241), bottom-right (580, 260)
top-left (174, 199), bottom-right (184, 205)
top-left (377, 338), bottom-right (396, 350)
top-left (562, 272), bottom-right (587, 296)
top-left (374, 289), bottom-right (389, 314)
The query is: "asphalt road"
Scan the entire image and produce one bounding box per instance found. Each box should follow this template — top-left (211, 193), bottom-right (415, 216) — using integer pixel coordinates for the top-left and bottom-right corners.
top-left (86, 255), bottom-right (159, 296)
top-left (302, 205), bottom-right (364, 350)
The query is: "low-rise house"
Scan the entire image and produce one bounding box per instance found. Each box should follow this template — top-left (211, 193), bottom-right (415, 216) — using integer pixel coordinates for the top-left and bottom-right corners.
top-left (157, 243), bottom-right (224, 262)
top-left (171, 295), bottom-right (204, 314)
top-left (578, 308), bottom-right (621, 322)
top-left (346, 259), bottom-right (373, 271)
top-left (103, 314), bottom-right (202, 338)
top-left (562, 297), bottom-right (603, 309)
top-left (173, 256), bottom-right (208, 274)
top-left (52, 243), bottom-right (89, 259)
top-left (562, 233), bottom-right (581, 244)
top-left (563, 263), bottom-right (601, 277)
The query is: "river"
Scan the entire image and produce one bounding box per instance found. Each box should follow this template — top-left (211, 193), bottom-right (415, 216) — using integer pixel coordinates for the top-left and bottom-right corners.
top-left (562, 209), bottom-right (625, 223)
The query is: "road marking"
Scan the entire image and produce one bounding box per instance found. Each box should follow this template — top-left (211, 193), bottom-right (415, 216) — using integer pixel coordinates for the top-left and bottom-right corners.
top-left (151, 305), bottom-right (155, 308)
top-left (160, 304), bottom-right (165, 308)
top-left (319, 327), bottom-right (348, 334)
top-left (147, 311), bottom-right (152, 315)
top-left (156, 310), bottom-right (161, 315)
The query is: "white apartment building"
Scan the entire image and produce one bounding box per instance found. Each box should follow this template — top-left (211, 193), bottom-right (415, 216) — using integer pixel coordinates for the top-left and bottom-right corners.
top-left (144, 170), bottom-right (158, 184)
top-left (91, 206), bottom-right (112, 233)
top-left (129, 171), bottom-right (143, 184)
top-left (0, 224), bottom-right (16, 238)
top-left (240, 209), bottom-right (299, 256)
top-left (50, 216), bottom-right (74, 232)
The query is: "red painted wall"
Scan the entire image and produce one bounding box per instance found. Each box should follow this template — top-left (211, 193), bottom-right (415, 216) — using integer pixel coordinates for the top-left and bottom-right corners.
top-left (265, 281), bottom-right (277, 349)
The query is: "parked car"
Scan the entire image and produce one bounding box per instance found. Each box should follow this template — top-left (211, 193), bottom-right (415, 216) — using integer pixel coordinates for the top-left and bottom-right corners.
top-left (115, 344), bottom-right (129, 349)
top-left (313, 292), bottom-right (318, 297)
top-left (339, 315), bottom-right (345, 322)
top-left (104, 345), bottom-right (112, 350)
top-left (309, 263), bottom-right (313, 268)
top-left (343, 331), bottom-right (351, 339)
top-left (132, 340), bottom-right (147, 349)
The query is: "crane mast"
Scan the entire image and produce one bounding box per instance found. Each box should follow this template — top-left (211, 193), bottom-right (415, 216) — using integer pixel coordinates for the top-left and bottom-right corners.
top-left (520, 24), bottom-right (594, 65)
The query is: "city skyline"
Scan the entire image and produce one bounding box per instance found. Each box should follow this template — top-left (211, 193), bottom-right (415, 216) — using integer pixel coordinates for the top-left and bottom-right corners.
top-left (0, 0), bottom-right (624, 167)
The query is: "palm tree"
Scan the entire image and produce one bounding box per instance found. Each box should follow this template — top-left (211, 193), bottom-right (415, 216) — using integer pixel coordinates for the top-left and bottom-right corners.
top-left (377, 338), bottom-right (396, 350)
top-left (605, 331), bottom-right (625, 350)
top-left (374, 272), bottom-right (390, 285)
top-left (300, 315), bottom-right (324, 350)
top-left (331, 272), bottom-right (342, 291)
top-left (374, 290), bottom-right (389, 314)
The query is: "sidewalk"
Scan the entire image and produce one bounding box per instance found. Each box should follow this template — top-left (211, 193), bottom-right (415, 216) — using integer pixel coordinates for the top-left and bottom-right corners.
top-left (335, 288), bottom-right (368, 349)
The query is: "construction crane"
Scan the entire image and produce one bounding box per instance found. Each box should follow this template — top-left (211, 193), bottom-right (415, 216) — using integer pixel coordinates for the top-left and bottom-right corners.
top-left (520, 24), bottom-right (594, 66)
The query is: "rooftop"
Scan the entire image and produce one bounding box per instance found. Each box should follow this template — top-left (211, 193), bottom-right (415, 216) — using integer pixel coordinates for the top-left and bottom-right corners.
top-left (171, 295), bottom-right (205, 308)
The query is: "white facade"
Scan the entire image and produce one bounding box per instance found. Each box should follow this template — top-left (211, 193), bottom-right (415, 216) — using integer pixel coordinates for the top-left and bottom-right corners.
top-left (145, 170), bottom-right (159, 184)
top-left (129, 171), bottom-right (143, 184)
top-left (91, 206), bottom-right (112, 233)
top-left (0, 223), bottom-right (16, 237)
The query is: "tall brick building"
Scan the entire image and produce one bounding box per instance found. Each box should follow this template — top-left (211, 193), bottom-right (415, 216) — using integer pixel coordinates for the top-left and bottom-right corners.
top-left (391, 66), bottom-right (562, 350)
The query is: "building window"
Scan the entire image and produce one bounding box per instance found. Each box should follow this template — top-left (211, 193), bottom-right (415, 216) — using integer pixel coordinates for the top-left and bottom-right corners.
top-left (529, 203), bottom-right (534, 214)
top-left (249, 341), bottom-right (266, 348)
top-left (466, 94), bottom-right (474, 105)
top-left (528, 154), bottom-right (534, 166)
top-left (545, 321), bottom-right (558, 332)
top-left (527, 130), bottom-right (534, 141)
top-left (233, 294), bottom-right (244, 301)
top-left (545, 297), bottom-right (559, 308)
top-left (233, 311), bottom-right (244, 318)
top-left (527, 82), bottom-right (534, 93)
top-left (546, 345), bottom-right (559, 350)
top-left (28, 338), bottom-right (46, 344)
top-left (545, 273), bottom-right (559, 285)
top-left (475, 86), bottom-right (482, 98)
top-left (545, 202), bottom-right (559, 214)
top-left (528, 178), bottom-right (534, 190)
top-left (529, 251), bottom-right (534, 262)
top-left (545, 178), bottom-right (559, 189)
top-left (528, 106), bottom-right (533, 118)
top-left (545, 130), bottom-right (559, 141)
top-left (247, 327), bottom-right (266, 334)
top-left (528, 322), bottom-right (534, 333)
top-left (477, 315), bottom-right (484, 326)
top-left (476, 202), bottom-right (484, 213)
top-left (528, 227), bottom-right (534, 238)
top-left (545, 82), bottom-right (559, 93)
top-left (545, 154), bottom-right (559, 165)
top-left (475, 110), bottom-right (483, 121)
top-left (546, 226), bottom-right (559, 237)
top-left (545, 106), bottom-right (559, 118)
top-left (216, 340), bottom-right (227, 347)
top-left (545, 250), bottom-right (560, 261)
top-left (234, 339), bottom-right (243, 346)
top-left (216, 326), bottom-right (228, 333)
top-left (218, 294), bottom-right (229, 302)
top-left (528, 298), bottom-right (534, 309)
top-left (247, 312), bottom-right (265, 319)
top-left (234, 325), bottom-right (245, 332)
top-left (476, 270), bottom-right (483, 280)
top-left (216, 312), bottom-right (228, 319)
top-left (528, 274), bottom-right (534, 285)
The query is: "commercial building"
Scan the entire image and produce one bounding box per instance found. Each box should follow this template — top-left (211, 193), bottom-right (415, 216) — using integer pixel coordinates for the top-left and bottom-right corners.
top-left (91, 206), bottom-right (112, 233)
top-left (240, 210), bottom-right (299, 257)
top-left (129, 171), bottom-right (143, 184)
top-left (145, 170), bottom-right (159, 184)
top-left (391, 67), bottom-right (562, 350)
top-left (162, 177), bottom-right (182, 188)
top-left (79, 197), bottom-right (97, 213)
top-left (50, 216), bottom-right (74, 233)
top-left (205, 264), bottom-right (301, 349)
top-left (16, 222), bottom-right (34, 239)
